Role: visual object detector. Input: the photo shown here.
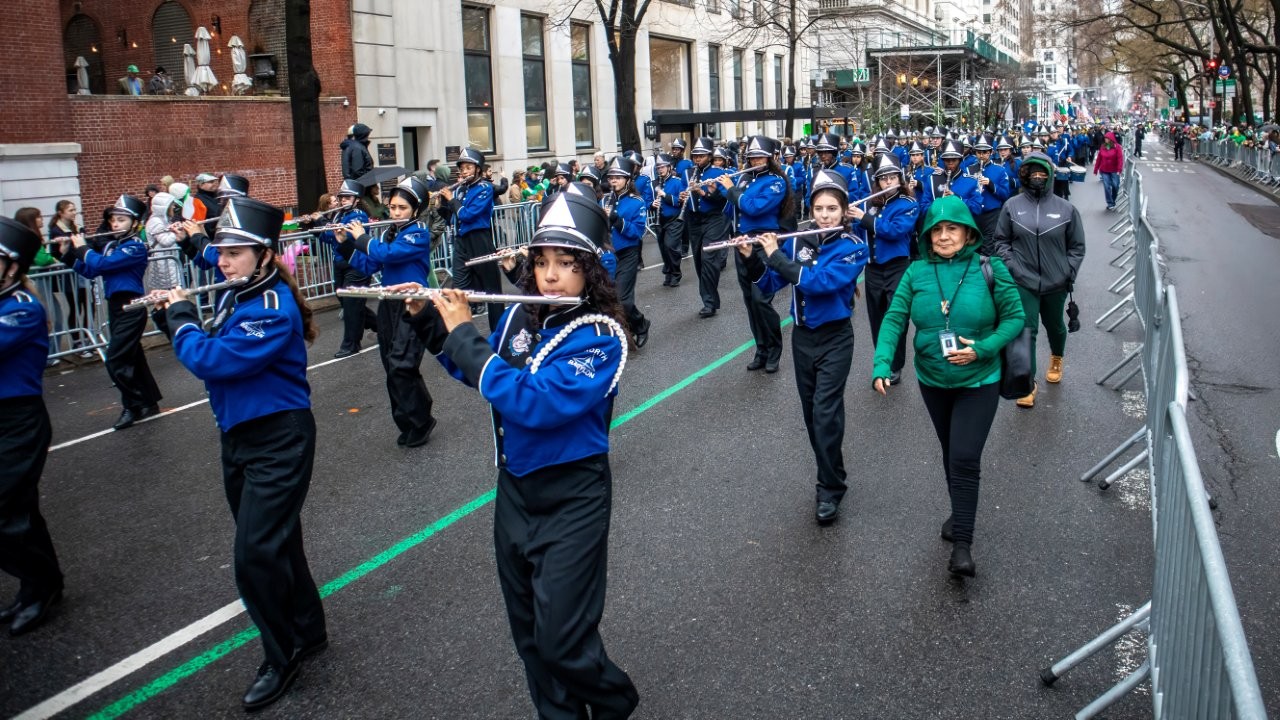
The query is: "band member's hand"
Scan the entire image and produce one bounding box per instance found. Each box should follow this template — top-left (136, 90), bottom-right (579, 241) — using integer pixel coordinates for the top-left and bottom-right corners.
top-left (70, 232), bottom-right (86, 248)
top-left (847, 205), bottom-right (865, 221)
top-left (438, 187), bottom-right (453, 202)
top-left (385, 282), bottom-right (428, 315)
top-left (181, 220), bottom-right (202, 237)
top-left (499, 247), bottom-right (527, 272)
top-left (758, 233), bottom-right (779, 256)
top-left (946, 336), bottom-right (978, 365)
top-left (873, 377), bottom-right (890, 396)
top-left (678, 190), bottom-right (690, 203)
top-left (345, 221), bottom-right (365, 239)
top-left (715, 175), bottom-right (733, 190)
top-left (157, 287), bottom-right (189, 310)
top-left (978, 175), bottom-right (990, 187)
top-left (431, 288), bottom-right (473, 332)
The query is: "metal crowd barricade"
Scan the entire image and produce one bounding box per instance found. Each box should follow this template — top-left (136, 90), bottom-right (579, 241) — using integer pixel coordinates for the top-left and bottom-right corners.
top-left (29, 264), bottom-right (107, 360)
top-left (434, 200), bottom-right (541, 283)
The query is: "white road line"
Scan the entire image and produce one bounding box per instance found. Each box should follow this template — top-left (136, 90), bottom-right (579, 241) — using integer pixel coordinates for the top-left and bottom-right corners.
top-left (1275, 429), bottom-right (1279, 460)
top-left (13, 600), bottom-right (246, 720)
top-left (49, 345), bottom-right (379, 453)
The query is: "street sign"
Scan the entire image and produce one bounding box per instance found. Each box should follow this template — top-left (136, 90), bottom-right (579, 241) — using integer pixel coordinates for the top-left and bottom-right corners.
top-left (899, 103), bottom-right (910, 120)
top-left (1168, 98), bottom-right (1178, 108)
top-left (852, 68), bottom-right (870, 82)
top-left (1218, 65), bottom-right (1230, 78)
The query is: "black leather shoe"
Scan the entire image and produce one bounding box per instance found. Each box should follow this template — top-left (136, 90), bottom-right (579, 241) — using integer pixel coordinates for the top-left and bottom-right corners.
top-left (669, 277), bottom-right (681, 287)
top-left (136, 404), bottom-right (160, 421)
top-left (746, 354), bottom-right (766, 371)
top-left (332, 348), bottom-right (358, 359)
top-left (396, 431), bottom-right (409, 447)
top-left (112, 408), bottom-right (139, 430)
top-left (816, 501), bottom-right (839, 524)
top-left (9, 589), bottom-right (62, 636)
top-left (698, 307), bottom-right (716, 319)
top-left (634, 320), bottom-right (650, 349)
top-left (940, 515), bottom-right (954, 543)
top-left (0, 598), bottom-right (20, 623)
top-left (662, 276), bottom-right (673, 287)
top-left (888, 371), bottom-right (902, 386)
top-left (764, 352), bottom-right (781, 374)
top-left (242, 660), bottom-right (300, 711)
top-left (949, 542), bottom-right (976, 577)
top-left (403, 418), bottom-right (437, 448)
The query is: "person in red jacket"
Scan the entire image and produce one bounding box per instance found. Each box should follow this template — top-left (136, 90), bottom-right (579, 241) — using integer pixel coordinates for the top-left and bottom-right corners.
top-left (1093, 132), bottom-right (1124, 211)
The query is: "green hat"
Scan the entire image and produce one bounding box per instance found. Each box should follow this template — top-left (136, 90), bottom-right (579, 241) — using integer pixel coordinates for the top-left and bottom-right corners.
top-left (127, 64), bottom-right (139, 73)
top-left (917, 195), bottom-right (981, 257)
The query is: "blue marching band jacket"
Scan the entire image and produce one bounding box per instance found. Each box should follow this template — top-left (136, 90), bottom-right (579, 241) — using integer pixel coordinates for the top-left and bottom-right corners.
top-left (657, 173), bottom-right (687, 220)
top-left (727, 170), bottom-right (787, 234)
top-left (412, 303), bottom-right (626, 477)
top-left (340, 220), bottom-right (433, 285)
top-left (445, 179), bottom-right (495, 235)
top-left (689, 166), bottom-right (728, 215)
top-left (747, 230), bottom-right (869, 329)
top-left (857, 193), bottom-right (919, 264)
top-left (166, 270), bottom-right (311, 432)
top-left (607, 191), bottom-right (647, 252)
top-left (789, 160), bottom-right (808, 203)
top-left (0, 287), bottom-right (48, 400)
top-left (317, 207), bottom-right (371, 253)
top-left (633, 173), bottom-right (655, 209)
top-left (917, 169), bottom-right (983, 223)
top-left (71, 235), bottom-right (148, 297)
top-left (968, 160), bottom-right (1014, 215)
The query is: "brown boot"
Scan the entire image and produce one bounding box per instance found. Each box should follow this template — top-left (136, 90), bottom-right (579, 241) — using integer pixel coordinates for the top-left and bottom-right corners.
top-left (1016, 382), bottom-right (1038, 408)
top-left (1046, 355), bottom-right (1064, 383)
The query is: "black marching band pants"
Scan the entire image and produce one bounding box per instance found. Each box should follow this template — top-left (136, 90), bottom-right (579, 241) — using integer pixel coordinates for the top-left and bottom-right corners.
top-left (688, 212), bottom-right (728, 312)
top-left (792, 320), bottom-right (854, 505)
top-left (917, 383), bottom-right (1001, 545)
top-left (864, 257), bottom-right (910, 374)
top-left (0, 397), bottom-right (63, 605)
top-left (336, 265), bottom-right (377, 354)
top-left (494, 454), bottom-right (639, 720)
top-left (975, 209), bottom-right (1002, 253)
top-left (734, 243), bottom-right (783, 361)
top-left (452, 227), bottom-right (505, 333)
top-left (613, 246), bottom-right (649, 333)
top-left (106, 294), bottom-right (162, 411)
top-left (657, 216), bottom-right (684, 282)
top-left (221, 409), bottom-right (326, 669)
top-left (376, 299), bottom-right (434, 434)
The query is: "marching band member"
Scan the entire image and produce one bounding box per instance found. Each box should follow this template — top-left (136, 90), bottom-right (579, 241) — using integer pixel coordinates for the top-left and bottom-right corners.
top-left (319, 179), bottom-right (377, 358)
top-left (931, 139), bottom-right (984, 219)
top-left (788, 145), bottom-right (808, 220)
top-left (812, 133), bottom-right (852, 189)
top-left (740, 170), bottom-right (869, 523)
top-left (670, 137), bottom-right (694, 178)
top-left (155, 197), bottom-right (327, 711)
top-left (439, 148), bottom-right (505, 331)
top-left (849, 153), bottom-right (920, 386)
top-left (401, 189), bottom-right (640, 720)
top-left (0, 216), bottom-right (65, 635)
top-left (719, 135), bottom-right (790, 373)
top-left (681, 137), bottom-right (730, 319)
top-left (63, 195), bottom-right (163, 429)
top-left (178, 173), bottom-right (251, 273)
top-left (969, 134), bottom-right (1014, 247)
top-left (338, 176), bottom-right (438, 447)
top-left (603, 155), bottom-right (651, 347)
top-left (653, 153), bottom-right (687, 287)
top-left (626, 150), bottom-right (654, 208)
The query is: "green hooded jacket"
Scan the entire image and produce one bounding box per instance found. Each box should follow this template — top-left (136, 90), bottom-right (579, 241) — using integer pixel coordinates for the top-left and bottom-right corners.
top-left (872, 195), bottom-right (1026, 388)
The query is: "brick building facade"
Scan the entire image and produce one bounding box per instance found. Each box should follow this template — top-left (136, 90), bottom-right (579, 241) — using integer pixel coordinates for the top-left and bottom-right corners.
top-left (0, 0), bottom-right (356, 226)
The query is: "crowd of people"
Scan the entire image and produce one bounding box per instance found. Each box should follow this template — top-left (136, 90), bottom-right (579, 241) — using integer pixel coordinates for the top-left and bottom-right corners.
top-left (3, 116), bottom-right (1110, 716)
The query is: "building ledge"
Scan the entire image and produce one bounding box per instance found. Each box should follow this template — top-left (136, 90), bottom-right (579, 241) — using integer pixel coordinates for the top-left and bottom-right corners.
top-left (66, 94), bottom-right (351, 105)
top-left (0, 142), bottom-right (83, 157)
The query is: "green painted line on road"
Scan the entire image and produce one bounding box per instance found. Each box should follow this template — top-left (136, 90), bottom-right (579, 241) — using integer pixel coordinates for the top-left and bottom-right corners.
top-left (84, 318), bottom-right (794, 719)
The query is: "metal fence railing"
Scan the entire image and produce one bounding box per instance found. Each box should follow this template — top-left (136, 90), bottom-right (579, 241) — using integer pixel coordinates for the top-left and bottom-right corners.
top-left (1195, 139), bottom-right (1280, 197)
top-left (1039, 157), bottom-right (1267, 719)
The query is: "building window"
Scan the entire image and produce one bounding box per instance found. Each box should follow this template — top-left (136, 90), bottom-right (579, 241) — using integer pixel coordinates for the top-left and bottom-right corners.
top-left (63, 14), bottom-right (105, 94)
top-left (728, 0), bottom-right (743, 19)
top-left (754, 51), bottom-right (764, 109)
top-left (708, 0), bottom-right (721, 13)
top-left (732, 48), bottom-right (743, 111)
top-left (773, 55), bottom-right (783, 108)
top-left (571, 23), bottom-right (594, 149)
top-left (650, 36), bottom-right (692, 111)
top-left (521, 15), bottom-right (548, 151)
top-left (708, 44), bottom-right (721, 111)
top-left (462, 6), bottom-right (495, 153)
top-left (153, 1), bottom-right (194, 90)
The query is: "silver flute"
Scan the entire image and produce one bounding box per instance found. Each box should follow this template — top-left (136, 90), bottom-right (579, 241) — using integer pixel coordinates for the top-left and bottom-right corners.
top-left (702, 225), bottom-right (847, 252)
top-left (463, 246), bottom-right (526, 267)
top-left (336, 287), bottom-right (583, 306)
top-left (279, 218), bottom-right (401, 240)
top-left (124, 277), bottom-right (250, 311)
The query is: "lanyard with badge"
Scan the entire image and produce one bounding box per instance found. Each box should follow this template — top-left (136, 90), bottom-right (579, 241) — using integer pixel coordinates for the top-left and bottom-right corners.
top-left (934, 256), bottom-right (973, 356)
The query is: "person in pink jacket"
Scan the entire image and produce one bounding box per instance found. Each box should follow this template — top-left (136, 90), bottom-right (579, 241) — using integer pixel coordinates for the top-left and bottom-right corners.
top-left (1094, 132), bottom-right (1125, 210)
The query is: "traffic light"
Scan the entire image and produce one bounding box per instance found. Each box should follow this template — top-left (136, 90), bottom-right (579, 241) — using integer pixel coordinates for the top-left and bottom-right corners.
top-left (1206, 57), bottom-right (1219, 73)
top-left (991, 80), bottom-right (1001, 90)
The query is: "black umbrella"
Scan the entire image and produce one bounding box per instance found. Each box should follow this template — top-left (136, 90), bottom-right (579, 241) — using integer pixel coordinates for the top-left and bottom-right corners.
top-left (1260, 123), bottom-right (1279, 133)
top-left (354, 165), bottom-right (407, 188)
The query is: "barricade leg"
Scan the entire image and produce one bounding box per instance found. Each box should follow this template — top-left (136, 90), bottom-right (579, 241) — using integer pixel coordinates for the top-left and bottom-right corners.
top-left (1075, 660), bottom-right (1151, 720)
top-left (1040, 601), bottom-right (1151, 685)
top-left (1110, 246), bottom-right (1136, 268)
top-left (1109, 227), bottom-right (1134, 248)
top-left (1104, 305), bottom-right (1137, 332)
top-left (1095, 293), bottom-right (1134, 327)
top-left (1096, 346), bottom-right (1140, 384)
top-left (1108, 268), bottom-right (1135, 294)
top-left (1108, 215), bottom-right (1131, 234)
top-left (1108, 362), bottom-right (1143, 392)
top-left (1098, 448), bottom-right (1148, 490)
top-left (1079, 429), bottom-right (1145, 483)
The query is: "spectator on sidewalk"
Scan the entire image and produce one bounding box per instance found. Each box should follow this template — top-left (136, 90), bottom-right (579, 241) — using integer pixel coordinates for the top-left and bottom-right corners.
top-left (15, 208), bottom-right (65, 366)
top-left (341, 123), bottom-right (374, 180)
top-left (47, 200), bottom-right (93, 358)
top-left (1093, 132), bottom-right (1124, 210)
top-left (192, 173), bottom-right (221, 220)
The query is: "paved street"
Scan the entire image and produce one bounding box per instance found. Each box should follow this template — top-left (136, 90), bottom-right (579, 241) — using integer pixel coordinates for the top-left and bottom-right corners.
top-left (2, 160), bottom-right (1276, 719)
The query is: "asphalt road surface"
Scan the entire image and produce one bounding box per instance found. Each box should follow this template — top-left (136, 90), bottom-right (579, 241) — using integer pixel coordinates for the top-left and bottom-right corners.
top-left (3, 159), bottom-right (1275, 719)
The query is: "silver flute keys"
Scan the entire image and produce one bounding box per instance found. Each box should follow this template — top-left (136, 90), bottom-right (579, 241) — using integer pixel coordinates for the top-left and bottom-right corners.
top-left (335, 287), bottom-right (583, 306)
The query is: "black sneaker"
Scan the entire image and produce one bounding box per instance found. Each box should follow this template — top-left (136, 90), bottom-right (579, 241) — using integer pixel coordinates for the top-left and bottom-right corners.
top-left (242, 660), bottom-right (300, 711)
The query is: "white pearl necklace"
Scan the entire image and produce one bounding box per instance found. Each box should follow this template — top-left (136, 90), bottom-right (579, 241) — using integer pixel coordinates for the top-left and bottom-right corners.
top-left (528, 314), bottom-right (629, 397)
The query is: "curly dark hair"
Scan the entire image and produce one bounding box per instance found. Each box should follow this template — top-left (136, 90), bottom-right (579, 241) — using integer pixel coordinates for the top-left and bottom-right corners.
top-left (517, 247), bottom-right (635, 346)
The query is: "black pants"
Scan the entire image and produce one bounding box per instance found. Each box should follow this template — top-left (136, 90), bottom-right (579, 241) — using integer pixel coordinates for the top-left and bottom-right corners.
top-left (106, 296), bottom-right (162, 411)
top-left (1174, 141), bottom-right (1185, 160)
top-left (222, 409), bottom-right (326, 668)
top-left (975, 210), bottom-right (1001, 252)
top-left (657, 217), bottom-right (684, 281)
top-left (495, 455), bottom-right (638, 720)
top-left (792, 321), bottom-right (854, 504)
top-left (337, 266), bottom-right (377, 353)
top-left (452, 227), bottom-right (504, 332)
top-left (918, 383), bottom-right (1000, 545)
top-left (735, 245), bottom-right (783, 360)
top-left (376, 300), bottom-right (434, 434)
top-left (688, 212), bottom-right (728, 311)
top-left (1134, 140), bottom-right (1143, 157)
top-left (0, 397), bottom-right (63, 604)
top-left (613, 246), bottom-right (648, 333)
top-left (864, 258), bottom-right (909, 374)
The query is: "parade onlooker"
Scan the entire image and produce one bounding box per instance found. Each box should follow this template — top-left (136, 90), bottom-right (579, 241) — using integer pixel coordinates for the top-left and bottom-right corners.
top-left (341, 123), bottom-right (374, 180)
top-left (47, 200), bottom-right (93, 358)
top-left (117, 65), bottom-right (142, 95)
top-left (144, 192), bottom-right (185, 292)
top-left (1093, 132), bottom-right (1124, 211)
top-left (146, 67), bottom-right (174, 95)
top-left (1133, 124), bottom-right (1145, 157)
top-left (871, 196), bottom-right (1025, 576)
top-left (507, 170), bottom-right (527, 205)
top-left (192, 173), bottom-right (221, 221)
top-left (159, 175), bottom-right (174, 192)
top-left (15, 208), bottom-right (63, 365)
top-left (993, 153), bottom-right (1086, 408)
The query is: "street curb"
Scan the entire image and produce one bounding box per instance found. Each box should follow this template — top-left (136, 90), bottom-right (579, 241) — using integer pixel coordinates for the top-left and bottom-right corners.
top-left (1189, 155), bottom-right (1280, 207)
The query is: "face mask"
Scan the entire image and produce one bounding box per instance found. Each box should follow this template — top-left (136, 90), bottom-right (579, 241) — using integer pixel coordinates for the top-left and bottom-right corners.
top-left (1027, 176), bottom-right (1048, 192)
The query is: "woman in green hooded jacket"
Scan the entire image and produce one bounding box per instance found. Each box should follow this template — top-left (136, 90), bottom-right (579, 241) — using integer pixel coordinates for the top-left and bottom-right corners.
top-left (871, 195), bottom-right (1025, 577)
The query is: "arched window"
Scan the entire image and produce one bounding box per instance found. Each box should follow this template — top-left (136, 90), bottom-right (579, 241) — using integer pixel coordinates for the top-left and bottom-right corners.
top-left (64, 14), bottom-right (106, 94)
top-left (247, 0), bottom-right (287, 93)
top-left (151, 1), bottom-right (193, 86)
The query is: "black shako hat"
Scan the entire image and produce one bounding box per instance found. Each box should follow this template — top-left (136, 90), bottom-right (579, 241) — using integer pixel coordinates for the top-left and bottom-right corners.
top-left (217, 174), bottom-right (250, 199)
top-left (532, 184), bottom-right (607, 255)
top-left (809, 169), bottom-right (849, 204)
top-left (107, 194), bottom-right (148, 220)
top-left (213, 196), bottom-right (285, 250)
top-left (0, 215), bottom-right (42, 276)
